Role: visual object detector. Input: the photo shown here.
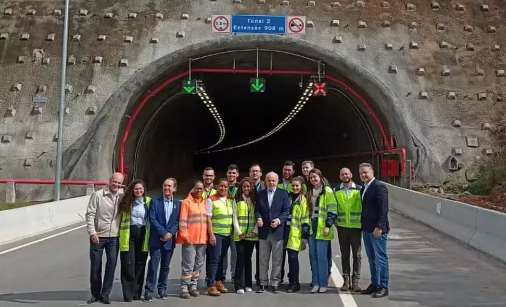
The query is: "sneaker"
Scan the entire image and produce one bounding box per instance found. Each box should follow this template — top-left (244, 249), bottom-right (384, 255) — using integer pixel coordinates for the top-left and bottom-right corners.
top-left (236, 289), bottom-right (245, 294)
top-left (311, 286), bottom-right (319, 293)
top-left (245, 287), bottom-right (253, 292)
top-left (319, 287), bottom-right (328, 293)
top-left (256, 285), bottom-right (267, 293)
top-left (180, 292), bottom-right (191, 299)
top-left (144, 293), bottom-right (153, 302)
top-left (158, 292), bottom-right (168, 300)
top-left (190, 290), bottom-right (200, 297)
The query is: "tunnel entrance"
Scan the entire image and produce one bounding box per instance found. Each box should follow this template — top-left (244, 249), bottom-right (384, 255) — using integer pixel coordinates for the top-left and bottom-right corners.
top-left (117, 49), bottom-right (405, 192)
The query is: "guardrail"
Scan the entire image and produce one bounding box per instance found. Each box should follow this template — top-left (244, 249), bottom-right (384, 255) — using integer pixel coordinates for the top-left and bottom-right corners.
top-left (0, 179), bottom-right (108, 203)
top-left (385, 182), bottom-right (506, 264)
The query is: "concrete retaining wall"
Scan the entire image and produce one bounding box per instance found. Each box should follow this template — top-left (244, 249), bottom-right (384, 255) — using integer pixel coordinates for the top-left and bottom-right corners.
top-left (0, 196), bottom-right (90, 246)
top-left (386, 183), bottom-right (506, 263)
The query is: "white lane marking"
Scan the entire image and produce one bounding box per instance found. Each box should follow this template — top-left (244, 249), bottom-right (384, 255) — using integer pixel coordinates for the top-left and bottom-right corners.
top-left (0, 224), bottom-right (86, 255)
top-left (331, 259), bottom-right (359, 307)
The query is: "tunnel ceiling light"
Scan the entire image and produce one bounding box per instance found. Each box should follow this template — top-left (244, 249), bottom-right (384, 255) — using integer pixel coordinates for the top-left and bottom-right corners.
top-left (200, 82), bottom-right (313, 154)
top-left (196, 83), bottom-right (226, 151)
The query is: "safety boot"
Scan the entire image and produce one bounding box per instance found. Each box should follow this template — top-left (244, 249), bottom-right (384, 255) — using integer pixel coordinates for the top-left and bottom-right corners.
top-left (352, 280), bottom-right (362, 292)
top-left (207, 287), bottom-right (221, 296)
top-left (341, 275), bottom-right (351, 291)
top-left (215, 280), bottom-right (229, 293)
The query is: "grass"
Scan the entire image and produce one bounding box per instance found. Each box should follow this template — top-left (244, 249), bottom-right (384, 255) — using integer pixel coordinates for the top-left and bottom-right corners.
top-left (0, 201), bottom-right (40, 211)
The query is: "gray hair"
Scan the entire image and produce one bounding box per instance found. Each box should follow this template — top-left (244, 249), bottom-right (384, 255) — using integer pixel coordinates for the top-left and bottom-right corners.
top-left (265, 172), bottom-right (279, 180)
top-left (359, 163), bottom-right (373, 171)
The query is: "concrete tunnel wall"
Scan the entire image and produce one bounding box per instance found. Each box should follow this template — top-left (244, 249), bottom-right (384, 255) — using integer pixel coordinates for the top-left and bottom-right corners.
top-left (0, 0), bottom-right (504, 201)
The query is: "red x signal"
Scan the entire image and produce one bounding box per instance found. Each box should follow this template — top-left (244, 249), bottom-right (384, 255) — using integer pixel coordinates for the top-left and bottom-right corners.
top-left (313, 82), bottom-right (327, 96)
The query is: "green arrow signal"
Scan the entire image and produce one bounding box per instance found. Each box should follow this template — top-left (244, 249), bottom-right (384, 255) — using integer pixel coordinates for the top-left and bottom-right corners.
top-left (183, 80), bottom-right (195, 94)
top-left (251, 78), bottom-right (264, 92)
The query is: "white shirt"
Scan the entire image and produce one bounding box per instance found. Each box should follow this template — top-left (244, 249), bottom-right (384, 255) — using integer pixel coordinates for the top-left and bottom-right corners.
top-left (267, 187), bottom-right (276, 208)
top-left (362, 177), bottom-right (375, 200)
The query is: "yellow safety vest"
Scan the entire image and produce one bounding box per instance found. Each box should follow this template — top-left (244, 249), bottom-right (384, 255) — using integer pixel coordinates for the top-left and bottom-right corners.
top-left (334, 185), bottom-right (362, 229)
top-left (277, 182), bottom-right (292, 193)
top-left (119, 197), bottom-right (151, 252)
top-left (309, 186), bottom-right (337, 240)
top-left (286, 195), bottom-right (310, 251)
top-left (202, 187), bottom-right (217, 200)
top-left (210, 195), bottom-right (233, 235)
top-left (232, 199), bottom-right (259, 241)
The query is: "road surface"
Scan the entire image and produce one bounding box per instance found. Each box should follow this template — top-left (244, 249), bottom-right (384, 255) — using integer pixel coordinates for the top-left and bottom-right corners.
top-left (1, 211), bottom-right (506, 307)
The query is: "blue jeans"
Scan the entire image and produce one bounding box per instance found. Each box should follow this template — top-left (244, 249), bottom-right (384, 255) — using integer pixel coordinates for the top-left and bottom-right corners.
top-left (145, 247), bottom-right (175, 295)
top-left (308, 234), bottom-right (330, 287)
top-left (363, 232), bottom-right (389, 289)
top-left (206, 234), bottom-right (230, 287)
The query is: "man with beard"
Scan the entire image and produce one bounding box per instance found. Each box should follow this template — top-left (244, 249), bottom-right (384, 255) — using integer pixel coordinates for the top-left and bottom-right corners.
top-left (202, 167), bottom-right (217, 200)
top-left (278, 160), bottom-right (295, 192)
top-left (334, 168), bottom-right (362, 292)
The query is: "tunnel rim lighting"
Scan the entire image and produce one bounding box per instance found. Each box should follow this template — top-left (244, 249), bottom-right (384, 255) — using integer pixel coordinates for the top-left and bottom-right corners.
top-left (198, 82), bottom-right (314, 154)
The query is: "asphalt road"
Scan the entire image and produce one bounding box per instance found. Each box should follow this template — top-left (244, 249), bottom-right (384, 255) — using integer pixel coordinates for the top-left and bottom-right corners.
top-left (1, 211), bottom-right (506, 307)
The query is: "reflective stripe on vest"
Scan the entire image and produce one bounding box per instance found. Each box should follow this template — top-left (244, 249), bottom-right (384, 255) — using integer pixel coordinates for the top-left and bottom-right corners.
top-left (311, 187), bottom-right (337, 240)
top-left (119, 197), bottom-right (151, 252)
top-left (286, 196), bottom-right (310, 252)
top-left (211, 197), bottom-right (233, 235)
top-left (233, 200), bottom-right (258, 241)
top-left (334, 188), bottom-right (362, 229)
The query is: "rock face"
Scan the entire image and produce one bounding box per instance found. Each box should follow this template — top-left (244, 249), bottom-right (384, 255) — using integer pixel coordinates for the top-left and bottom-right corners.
top-left (0, 0), bottom-right (504, 201)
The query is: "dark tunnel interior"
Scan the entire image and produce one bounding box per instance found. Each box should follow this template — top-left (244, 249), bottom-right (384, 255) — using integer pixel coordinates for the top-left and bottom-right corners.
top-left (122, 50), bottom-right (388, 193)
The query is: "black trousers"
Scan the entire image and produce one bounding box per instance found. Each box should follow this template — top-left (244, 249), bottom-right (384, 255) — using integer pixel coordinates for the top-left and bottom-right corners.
top-left (254, 241), bottom-right (260, 283)
top-left (90, 237), bottom-right (119, 298)
top-left (287, 249), bottom-right (300, 284)
top-left (120, 226), bottom-right (148, 301)
top-left (337, 226), bottom-right (362, 283)
top-left (234, 240), bottom-right (256, 290)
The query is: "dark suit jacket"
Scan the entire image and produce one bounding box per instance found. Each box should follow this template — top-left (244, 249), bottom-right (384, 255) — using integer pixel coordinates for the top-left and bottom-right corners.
top-left (148, 195), bottom-right (181, 250)
top-left (255, 188), bottom-right (290, 241)
top-left (360, 179), bottom-right (389, 233)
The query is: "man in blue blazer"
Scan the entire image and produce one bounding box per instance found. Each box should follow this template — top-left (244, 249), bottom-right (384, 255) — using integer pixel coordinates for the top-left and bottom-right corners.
top-left (358, 163), bottom-right (390, 298)
top-left (144, 178), bottom-right (181, 302)
top-left (255, 172), bottom-right (290, 293)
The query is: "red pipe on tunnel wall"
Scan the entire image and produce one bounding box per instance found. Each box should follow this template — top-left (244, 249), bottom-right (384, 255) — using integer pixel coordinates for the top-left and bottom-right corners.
top-left (118, 68), bottom-right (393, 174)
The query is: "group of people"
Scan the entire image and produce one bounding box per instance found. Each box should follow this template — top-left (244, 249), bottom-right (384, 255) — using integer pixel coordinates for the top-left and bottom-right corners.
top-left (85, 160), bottom-right (390, 304)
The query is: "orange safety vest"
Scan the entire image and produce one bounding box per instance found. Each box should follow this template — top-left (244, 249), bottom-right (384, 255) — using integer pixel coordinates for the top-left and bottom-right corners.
top-left (177, 193), bottom-right (208, 245)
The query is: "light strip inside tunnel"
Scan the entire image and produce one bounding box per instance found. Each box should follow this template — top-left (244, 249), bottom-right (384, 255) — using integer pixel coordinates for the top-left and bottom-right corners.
top-left (196, 83), bottom-right (226, 150)
top-left (198, 82), bottom-right (313, 154)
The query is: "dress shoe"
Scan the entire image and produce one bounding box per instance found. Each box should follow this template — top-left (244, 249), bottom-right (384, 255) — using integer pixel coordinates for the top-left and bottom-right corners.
top-left (372, 287), bottom-right (389, 298)
top-left (86, 295), bottom-right (102, 304)
top-left (101, 295), bottom-right (111, 304)
top-left (361, 283), bottom-right (377, 295)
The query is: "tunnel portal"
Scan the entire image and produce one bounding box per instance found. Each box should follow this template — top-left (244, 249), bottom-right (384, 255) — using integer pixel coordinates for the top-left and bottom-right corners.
top-left (117, 49), bottom-right (399, 192)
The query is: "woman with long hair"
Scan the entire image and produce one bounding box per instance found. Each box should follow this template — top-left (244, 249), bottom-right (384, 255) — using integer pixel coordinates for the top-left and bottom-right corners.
top-left (177, 180), bottom-right (208, 299)
top-left (306, 168), bottom-right (337, 293)
top-left (117, 179), bottom-right (151, 302)
top-left (285, 176), bottom-right (310, 293)
top-left (232, 177), bottom-right (258, 294)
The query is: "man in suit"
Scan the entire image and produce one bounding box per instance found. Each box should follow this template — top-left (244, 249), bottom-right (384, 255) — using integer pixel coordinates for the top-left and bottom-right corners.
top-left (359, 163), bottom-right (390, 298)
top-left (255, 172), bottom-right (291, 293)
top-left (144, 178), bottom-right (181, 302)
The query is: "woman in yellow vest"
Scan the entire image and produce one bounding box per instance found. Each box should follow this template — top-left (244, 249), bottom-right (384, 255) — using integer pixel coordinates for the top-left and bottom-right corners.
top-left (306, 168), bottom-right (338, 293)
top-left (117, 179), bottom-right (151, 302)
top-left (232, 177), bottom-right (258, 294)
top-left (205, 178), bottom-right (233, 296)
top-left (285, 176), bottom-right (310, 293)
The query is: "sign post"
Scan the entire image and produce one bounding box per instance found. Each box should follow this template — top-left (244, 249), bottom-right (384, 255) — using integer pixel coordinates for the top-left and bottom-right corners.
top-left (212, 15), bottom-right (306, 35)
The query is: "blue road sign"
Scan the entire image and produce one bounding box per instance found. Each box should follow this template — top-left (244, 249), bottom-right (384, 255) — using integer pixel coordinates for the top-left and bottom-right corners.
top-left (231, 15), bottom-right (286, 35)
